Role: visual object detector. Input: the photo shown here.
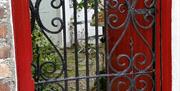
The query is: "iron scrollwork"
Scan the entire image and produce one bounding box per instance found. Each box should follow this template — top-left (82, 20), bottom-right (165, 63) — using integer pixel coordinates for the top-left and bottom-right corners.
top-left (30, 0), bottom-right (65, 90)
top-left (107, 0), bottom-right (156, 90)
top-left (30, 0), bottom-right (64, 34)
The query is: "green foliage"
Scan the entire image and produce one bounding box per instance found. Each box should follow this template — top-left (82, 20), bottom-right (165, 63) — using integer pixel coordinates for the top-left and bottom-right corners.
top-left (32, 24), bottom-right (63, 79)
top-left (77, 0), bottom-right (102, 10)
top-left (32, 24), bottom-right (58, 63)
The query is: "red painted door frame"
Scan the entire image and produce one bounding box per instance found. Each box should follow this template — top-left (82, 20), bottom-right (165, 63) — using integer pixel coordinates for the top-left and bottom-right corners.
top-left (11, 0), bottom-right (171, 91)
top-left (11, 0), bottom-right (34, 91)
top-left (161, 0), bottom-right (172, 91)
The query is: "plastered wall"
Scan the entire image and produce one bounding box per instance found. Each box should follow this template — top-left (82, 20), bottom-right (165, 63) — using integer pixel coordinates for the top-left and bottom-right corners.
top-left (172, 0), bottom-right (180, 91)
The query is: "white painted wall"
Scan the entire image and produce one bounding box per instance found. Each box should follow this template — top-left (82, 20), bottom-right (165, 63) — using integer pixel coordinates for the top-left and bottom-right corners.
top-left (172, 0), bottom-right (180, 91)
top-left (65, 1), bottom-right (103, 46)
top-left (31, 0), bottom-right (64, 47)
top-left (32, 0), bottom-right (103, 48)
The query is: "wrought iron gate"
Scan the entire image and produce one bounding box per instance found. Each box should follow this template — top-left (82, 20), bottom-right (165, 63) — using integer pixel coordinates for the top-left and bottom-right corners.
top-left (30, 0), bottom-right (161, 91)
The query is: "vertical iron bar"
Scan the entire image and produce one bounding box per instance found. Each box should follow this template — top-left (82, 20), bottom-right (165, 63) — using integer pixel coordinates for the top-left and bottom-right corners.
top-left (84, 0), bottom-right (90, 91)
top-left (152, 14), bottom-right (156, 91)
top-left (103, 27), bottom-right (107, 72)
top-left (103, 26), bottom-right (108, 91)
top-left (62, 0), bottom-right (68, 90)
top-left (104, 0), bottom-right (110, 90)
top-left (94, 0), bottom-right (100, 91)
top-left (73, 0), bottom-right (79, 91)
top-left (152, 3), bottom-right (156, 91)
top-left (103, 0), bottom-right (108, 90)
top-left (103, 0), bottom-right (107, 74)
top-left (36, 46), bottom-right (40, 91)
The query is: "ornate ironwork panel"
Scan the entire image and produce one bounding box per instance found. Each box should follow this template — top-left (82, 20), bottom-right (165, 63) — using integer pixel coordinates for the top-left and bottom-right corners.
top-left (107, 0), bottom-right (158, 91)
top-left (30, 0), bottom-right (66, 90)
top-left (30, 0), bottom-right (161, 91)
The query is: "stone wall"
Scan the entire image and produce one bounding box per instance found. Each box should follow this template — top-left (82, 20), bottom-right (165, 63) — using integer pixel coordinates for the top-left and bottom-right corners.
top-left (0, 0), bottom-right (17, 91)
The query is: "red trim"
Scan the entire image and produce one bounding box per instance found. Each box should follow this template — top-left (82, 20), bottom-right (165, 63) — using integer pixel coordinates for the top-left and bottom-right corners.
top-left (161, 0), bottom-right (172, 91)
top-left (11, 0), bottom-right (34, 91)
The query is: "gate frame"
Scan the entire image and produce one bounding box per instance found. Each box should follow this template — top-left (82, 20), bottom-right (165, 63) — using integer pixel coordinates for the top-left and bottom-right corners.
top-left (12, 0), bottom-right (34, 91)
top-left (11, 0), bottom-right (171, 91)
top-left (160, 0), bottom-right (172, 91)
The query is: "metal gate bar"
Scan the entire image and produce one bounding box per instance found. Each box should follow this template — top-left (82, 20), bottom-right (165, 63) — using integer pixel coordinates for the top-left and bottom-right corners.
top-left (84, 0), bottom-right (90, 90)
top-left (30, 0), bottom-right (107, 91)
top-left (72, 0), bottom-right (79, 91)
